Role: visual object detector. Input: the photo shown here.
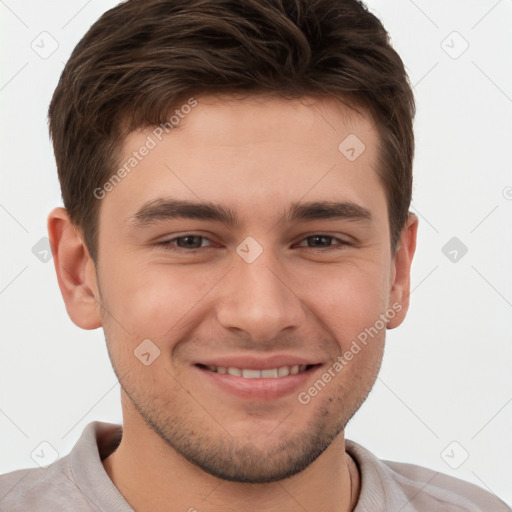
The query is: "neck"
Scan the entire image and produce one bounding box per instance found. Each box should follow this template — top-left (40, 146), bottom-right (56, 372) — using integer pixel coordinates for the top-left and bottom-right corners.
top-left (102, 410), bottom-right (360, 512)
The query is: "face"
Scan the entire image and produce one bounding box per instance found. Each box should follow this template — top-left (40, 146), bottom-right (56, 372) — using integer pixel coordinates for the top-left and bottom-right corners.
top-left (85, 94), bottom-right (412, 482)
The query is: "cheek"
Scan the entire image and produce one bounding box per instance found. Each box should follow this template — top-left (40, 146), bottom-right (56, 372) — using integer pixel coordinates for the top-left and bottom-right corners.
top-left (296, 259), bottom-right (391, 343)
top-left (100, 260), bottom-right (205, 335)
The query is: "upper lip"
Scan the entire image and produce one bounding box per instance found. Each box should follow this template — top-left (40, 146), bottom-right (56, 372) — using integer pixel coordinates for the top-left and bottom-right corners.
top-left (195, 355), bottom-right (321, 370)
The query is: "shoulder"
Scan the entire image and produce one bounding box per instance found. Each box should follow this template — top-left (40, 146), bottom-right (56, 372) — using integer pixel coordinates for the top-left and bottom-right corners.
top-left (0, 421), bottom-right (123, 512)
top-left (0, 456), bottom-right (94, 511)
top-left (383, 458), bottom-right (511, 511)
top-left (345, 439), bottom-right (511, 512)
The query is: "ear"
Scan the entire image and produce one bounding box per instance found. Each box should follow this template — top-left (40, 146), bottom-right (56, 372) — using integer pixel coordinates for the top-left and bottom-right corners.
top-left (47, 207), bottom-right (102, 329)
top-left (387, 212), bottom-right (419, 329)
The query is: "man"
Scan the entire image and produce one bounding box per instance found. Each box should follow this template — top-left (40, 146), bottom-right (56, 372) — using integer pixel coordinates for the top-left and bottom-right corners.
top-left (0, 0), bottom-right (510, 510)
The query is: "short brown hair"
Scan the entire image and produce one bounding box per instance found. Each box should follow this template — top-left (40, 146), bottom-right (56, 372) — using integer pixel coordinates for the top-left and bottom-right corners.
top-left (48, 0), bottom-right (415, 262)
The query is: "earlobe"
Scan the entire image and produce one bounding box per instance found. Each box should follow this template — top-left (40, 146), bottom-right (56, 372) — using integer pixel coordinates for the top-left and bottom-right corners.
top-left (47, 207), bottom-right (102, 330)
top-left (387, 212), bottom-right (419, 329)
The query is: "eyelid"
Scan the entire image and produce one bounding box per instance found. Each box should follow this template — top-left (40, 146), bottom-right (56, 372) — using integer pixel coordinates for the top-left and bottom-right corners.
top-left (155, 232), bottom-right (352, 252)
top-left (294, 234), bottom-right (350, 247)
top-left (155, 233), bottom-right (217, 250)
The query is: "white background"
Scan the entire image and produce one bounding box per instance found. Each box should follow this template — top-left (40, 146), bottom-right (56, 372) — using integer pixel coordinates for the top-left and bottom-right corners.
top-left (1, 0), bottom-right (511, 506)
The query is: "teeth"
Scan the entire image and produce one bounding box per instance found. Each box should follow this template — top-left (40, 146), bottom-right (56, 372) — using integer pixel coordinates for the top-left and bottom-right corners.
top-left (242, 369), bottom-right (262, 379)
top-left (205, 364), bottom-right (311, 378)
top-left (278, 366), bottom-right (290, 377)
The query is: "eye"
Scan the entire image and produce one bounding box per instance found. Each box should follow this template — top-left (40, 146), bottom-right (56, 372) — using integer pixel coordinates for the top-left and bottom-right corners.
top-left (155, 233), bottom-right (349, 253)
top-left (156, 234), bottom-right (215, 252)
top-left (295, 234), bottom-right (349, 250)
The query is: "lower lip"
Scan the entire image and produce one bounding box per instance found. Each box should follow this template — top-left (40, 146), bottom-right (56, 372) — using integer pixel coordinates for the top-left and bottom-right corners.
top-left (194, 365), bottom-right (322, 401)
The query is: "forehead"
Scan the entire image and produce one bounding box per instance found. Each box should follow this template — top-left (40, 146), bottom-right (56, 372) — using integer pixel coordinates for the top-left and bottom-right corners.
top-left (155, 92), bottom-right (376, 152)
top-left (100, 93), bottom-right (386, 231)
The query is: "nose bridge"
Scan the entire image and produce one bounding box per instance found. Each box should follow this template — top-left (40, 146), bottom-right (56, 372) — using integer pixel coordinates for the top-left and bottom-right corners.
top-left (216, 238), bottom-right (305, 340)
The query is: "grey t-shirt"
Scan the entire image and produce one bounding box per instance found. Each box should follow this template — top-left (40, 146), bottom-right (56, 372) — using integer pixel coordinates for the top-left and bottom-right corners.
top-left (0, 421), bottom-right (510, 511)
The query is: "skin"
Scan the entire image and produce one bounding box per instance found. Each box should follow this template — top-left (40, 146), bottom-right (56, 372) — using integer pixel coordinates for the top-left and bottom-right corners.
top-left (48, 93), bottom-right (418, 512)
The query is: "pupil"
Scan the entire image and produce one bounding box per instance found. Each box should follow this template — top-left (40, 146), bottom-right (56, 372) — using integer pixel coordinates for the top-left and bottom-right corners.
top-left (311, 236), bottom-right (329, 247)
top-left (180, 236), bottom-right (200, 248)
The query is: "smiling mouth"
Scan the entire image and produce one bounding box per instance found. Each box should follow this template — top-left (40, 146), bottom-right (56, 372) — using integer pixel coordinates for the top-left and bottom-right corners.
top-left (195, 363), bottom-right (319, 379)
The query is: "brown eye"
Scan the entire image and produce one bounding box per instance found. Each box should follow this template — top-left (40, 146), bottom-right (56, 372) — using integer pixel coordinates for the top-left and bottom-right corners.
top-left (156, 234), bottom-right (214, 252)
top-left (296, 235), bottom-right (348, 250)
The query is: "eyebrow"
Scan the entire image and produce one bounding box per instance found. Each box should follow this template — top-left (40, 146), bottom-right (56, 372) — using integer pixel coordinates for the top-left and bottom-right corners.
top-left (130, 198), bottom-right (372, 227)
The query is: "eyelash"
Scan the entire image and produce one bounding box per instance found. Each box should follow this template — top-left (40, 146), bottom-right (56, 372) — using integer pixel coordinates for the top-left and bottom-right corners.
top-left (155, 234), bottom-right (350, 253)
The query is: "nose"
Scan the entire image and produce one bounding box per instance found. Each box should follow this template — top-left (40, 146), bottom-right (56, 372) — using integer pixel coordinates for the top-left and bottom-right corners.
top-left (216, 245), bottom-right (306, 343)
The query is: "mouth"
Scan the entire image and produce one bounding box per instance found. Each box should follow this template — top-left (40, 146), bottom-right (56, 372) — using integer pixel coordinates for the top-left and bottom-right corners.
top-left (193, 362), bottom-right (323, 400)
top-left (196, 363), bottom-right (318, 378)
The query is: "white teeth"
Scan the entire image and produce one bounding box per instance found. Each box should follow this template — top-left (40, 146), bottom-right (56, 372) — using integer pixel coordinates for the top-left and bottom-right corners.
top-left (242, 369), bottom-right (262, 378)
top-left (205, 364), bottom-right (310, 378)
top-left (277, 366), bottom-right (290, 377)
